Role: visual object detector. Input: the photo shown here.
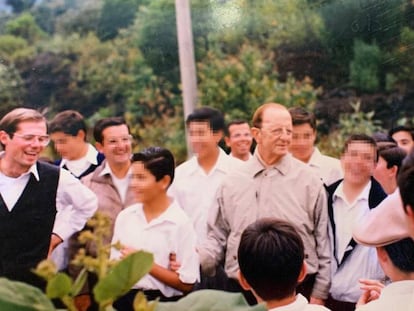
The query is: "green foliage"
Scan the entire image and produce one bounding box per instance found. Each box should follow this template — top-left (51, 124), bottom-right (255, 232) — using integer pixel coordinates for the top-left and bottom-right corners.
top-left (320, 101), bottom-right (383, 157)
top-left (349, 40), bottom-right (382, 92)
top-left (0, 278), bottom-right (55, 311)
top-left (97, 0), bottom-right (141, 41)
top-left (0, 63), bottom-right (25, 116)
top-left (198, 44), bottom-right (321, 122)
top-left (5, 12), bottom-right (45, 43)
top-left (6, 0), bottom-right (35, 14)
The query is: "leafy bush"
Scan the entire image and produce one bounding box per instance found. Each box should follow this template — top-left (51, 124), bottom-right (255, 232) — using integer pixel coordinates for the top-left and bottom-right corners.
top-left (349, 40), bottom-right (382, 92)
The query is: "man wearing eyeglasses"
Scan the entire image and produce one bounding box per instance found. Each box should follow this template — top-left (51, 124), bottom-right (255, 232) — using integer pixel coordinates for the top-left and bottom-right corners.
top-left (0, 107), bottom-right (97, 289)
top-left (199, 103), bottom-right (330, 305)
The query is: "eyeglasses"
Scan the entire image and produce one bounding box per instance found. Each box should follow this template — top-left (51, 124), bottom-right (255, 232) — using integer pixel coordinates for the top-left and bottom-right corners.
top-left (12, 133), bottom-right (50, 146)
top-left (260, 127), bottom-right (293, 137)
top-left (105, 135), bottom-right (133, 146)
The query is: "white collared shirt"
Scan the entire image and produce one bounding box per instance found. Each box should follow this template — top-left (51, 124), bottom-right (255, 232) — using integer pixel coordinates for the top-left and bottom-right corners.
top-left (329, 180), bottom-right (385, 302)
top-left (0, 161), bottom-right (97, 241)
top-left (308, 147), bottom-right (343, 186)
top-left (168, 148), bottom-right (242, 244)
top-left (60, 143), bottom-right (99, 177)
top-left (99, 162), bottom-right (131, 204)
top-left (110, 200), bottom-right (200, 297)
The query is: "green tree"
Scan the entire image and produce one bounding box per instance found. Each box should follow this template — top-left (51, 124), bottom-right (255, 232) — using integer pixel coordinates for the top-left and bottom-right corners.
top-left (97, 0), bottom-right (142, 41)
top-left (6, 0), bottom-right (35, 13)
top-left (5, 12), bottom-right (45, 44)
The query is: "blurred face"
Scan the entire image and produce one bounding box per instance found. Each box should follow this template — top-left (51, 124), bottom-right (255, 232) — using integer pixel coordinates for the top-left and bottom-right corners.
top-left (225, 123), bottom-right (252, 160)
top-left (252, 107), bottom-right (292, 164)
top-left (50, 131), bottom-right (85, 160)
top-left (289, 123), bottom-right (316, 163)
top-left (392, 131), bottom-right (414, 154)
top-left (0, 121), bottom-right (48, 175)
top-left (130, 161), bottom-right (166, 204)
top-left (188, 121), bottom-right (222, 160)
top-left (341, 141), bottom-right (376, 187)
top-left (96, 124), bottom-right (132, 167)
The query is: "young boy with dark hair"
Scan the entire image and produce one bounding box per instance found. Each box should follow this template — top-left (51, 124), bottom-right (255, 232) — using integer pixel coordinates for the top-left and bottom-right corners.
top-left (237, 218), bottom-right (330, 310)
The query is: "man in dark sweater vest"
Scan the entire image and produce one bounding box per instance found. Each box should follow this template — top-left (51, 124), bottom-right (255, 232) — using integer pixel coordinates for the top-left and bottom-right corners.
top-left (0, 108), bottom-right (97, 289)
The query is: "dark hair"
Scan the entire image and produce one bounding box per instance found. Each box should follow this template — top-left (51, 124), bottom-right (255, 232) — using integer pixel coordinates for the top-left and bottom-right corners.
top-left (377, 142), bottom-right (407, 174)
top-left (225, 119), bottom-right (249, 137)
top-left (288, 107), bottom-right (316, 130)
top-left (389, 126), bottom-right (414, 140)
top-left (93, 117), bottom-right (129, 143)
top-left (383, 238), bottom-right (414, 272)
top-left (238, 218), bottom-right (304, 301)
top-left (372, 132), bottom-right (395, 143)
top-left (49, 110), bottom-right (87, 139)
top-left (186, 107), bottom-right (225, 132)
top-left (0, 108), bottom-right (46, 148)
top-left (131, 147), bottom-right (175, 186)
top-left (343, 133), bottom-right (378, 162)
top-left (398, 150), bottom-right (414, 214)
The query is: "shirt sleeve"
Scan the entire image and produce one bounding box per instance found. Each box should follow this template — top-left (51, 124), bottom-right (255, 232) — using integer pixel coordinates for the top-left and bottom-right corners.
top-left (311, 186), bottom-right (332, 300)
top-left (198, 185), bottom-right (229, 277)
top-left (176, 221), bottom-right (200, 284)
top-left (53, 168), bottom-right (98, 240)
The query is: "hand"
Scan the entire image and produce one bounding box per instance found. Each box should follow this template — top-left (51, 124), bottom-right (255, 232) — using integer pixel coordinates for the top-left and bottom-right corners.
top-left (356, 278), bottom-right (385, 307)
top-left (169, 252), bottom-right (181, 272)
top-left (120, 246), bottom-right (138, 259)
top-left (309, 297), bottom-right (325, 305)
top-left (47, 233), bottom-right (63, 258)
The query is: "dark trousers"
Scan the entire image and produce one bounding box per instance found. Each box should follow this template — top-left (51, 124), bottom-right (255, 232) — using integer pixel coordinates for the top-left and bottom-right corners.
top-left (325, 296), bottom-right (356, 311)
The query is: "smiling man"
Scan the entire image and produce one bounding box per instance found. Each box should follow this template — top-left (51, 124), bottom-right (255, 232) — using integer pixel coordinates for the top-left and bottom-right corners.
top-left (199, 103), bottom-right (330, 305)
top-left (224, 119), bottom-right (253, 161)
top-left (0, 108), bottom-right (97, 289)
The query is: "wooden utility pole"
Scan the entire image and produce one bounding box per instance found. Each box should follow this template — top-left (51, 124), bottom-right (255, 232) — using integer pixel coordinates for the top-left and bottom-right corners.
top-left (175, 0), bottom-right (197, 157)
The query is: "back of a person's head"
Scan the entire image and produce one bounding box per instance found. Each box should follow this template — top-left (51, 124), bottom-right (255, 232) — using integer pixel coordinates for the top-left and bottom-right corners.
top-left (186, 107), bottom-right (225, 132)
top-left (49, 110), bottom-right (87, 137)
top-left (288, 106), bottom-right (316, 130)
top-left (93, 116), bottom-right (129, 144)
top-left (383, 238), bottom-right (414, 273)
top-left (238, 218), bottom-right (304, 301)
top-left (398, 150), bottom-right (414, 213)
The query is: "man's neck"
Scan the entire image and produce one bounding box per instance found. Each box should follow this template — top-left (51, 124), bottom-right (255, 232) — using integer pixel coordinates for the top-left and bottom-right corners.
top-left (257, 148), bottom-right (284, 167)
top-left (0, 157), bottom-right (30, 178)
top-left (71, 142), bottom-right (89, 161)
top-left (197, 148), bottom-right (219, 174)
top-left (265, 293), bottom-right (296, 310)
top-left (108, 161), bottom-right (130, 179)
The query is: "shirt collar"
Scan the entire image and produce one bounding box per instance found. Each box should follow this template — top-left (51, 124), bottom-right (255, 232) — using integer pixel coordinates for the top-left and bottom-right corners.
top-left (60, 143), bottom-right (99, 167)
top-left (251, 149), bottom-right (291, 177)
top-left (186, 147), bottom-right (230, 175)
top-left (334, 179), bottom-right (372, 203)
top-left (308, 147), bottom-right (324, 168)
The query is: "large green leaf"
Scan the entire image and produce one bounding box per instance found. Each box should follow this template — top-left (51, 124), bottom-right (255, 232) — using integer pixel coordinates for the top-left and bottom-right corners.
top-left (94, 251), bottom-right (153, 305)
top-left (0, 278), bottom-right (55, 311)
top-left (46, 272), bottom-right (72, 299)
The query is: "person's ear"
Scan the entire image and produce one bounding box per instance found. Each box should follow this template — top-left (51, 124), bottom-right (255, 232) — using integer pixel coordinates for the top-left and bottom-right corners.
top-left (0, 130), bottom-right (9, 146)
top-left (224, 136), bottom-right (231, 148)
top-left (237, 270), bottom-right (252, 291)
top-left (95, 142), bottom-right (104, 153)
top-left (251, 127), bottom-right (260, 144)
top-left (389, 165), bottom-right (398, 178)
top-left (297, 261), bottom-right (307, 284)
top-left (160, 175), bottom-right (171, 190)
top-left (376, 247), bottom-right (388, 264)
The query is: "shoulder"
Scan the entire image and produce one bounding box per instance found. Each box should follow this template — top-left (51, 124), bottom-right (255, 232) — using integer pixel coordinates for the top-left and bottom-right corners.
top-left (168, 200), bottom-right (193, 224)
top-left (175, 157), bottom-right (197, 176)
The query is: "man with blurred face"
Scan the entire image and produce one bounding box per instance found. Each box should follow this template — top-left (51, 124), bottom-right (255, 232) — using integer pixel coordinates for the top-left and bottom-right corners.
top-left (224, 120), bottom-right (253, 161)
top-left (289, 107), bottom-right (342, 186)
top-left (169, 107), bottom-right (241, 246)
top-left (0, 108), bottom-right (97, 289)
top-left (49, 110), bottom-right (104, 179)
top-left (199, 103), bottom-right (330, 305)
top-left (325, 134), bottom-right (387, 310)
